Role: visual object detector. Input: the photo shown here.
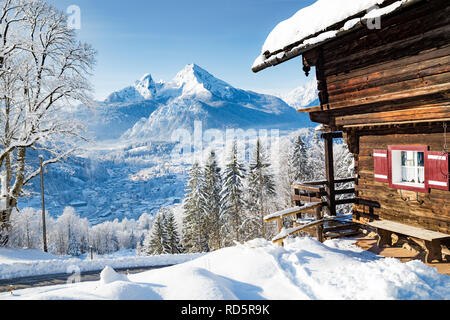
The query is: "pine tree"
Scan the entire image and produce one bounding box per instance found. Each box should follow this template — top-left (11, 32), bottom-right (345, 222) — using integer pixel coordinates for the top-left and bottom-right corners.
top-left (136, 241), bottom-right (143, 256)
top-left (309, 133), bottom-right (325, 181)
top-left (221, 140), bottom-right (246, 245)
top-left (143, 212), bottom-right (168, 255)
top-left (182, 162), bottom-right (209, 253)
top-left (246, 139), bottom-right (276, 240)
top-left (129, 231), bottom-right (137, 250)
top-left (164, 209), bottom-right (182, 254)
top-left (201, 150), bottom-right (223, 251)
top-left (67, 233), bottom-right (82, 257)
top-left (291, 135), bottom-right (309, 183)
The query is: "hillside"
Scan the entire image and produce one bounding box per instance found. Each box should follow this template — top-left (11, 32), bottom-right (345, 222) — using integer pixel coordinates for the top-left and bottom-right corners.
top-left (20, 65), bottom-right (317, 224)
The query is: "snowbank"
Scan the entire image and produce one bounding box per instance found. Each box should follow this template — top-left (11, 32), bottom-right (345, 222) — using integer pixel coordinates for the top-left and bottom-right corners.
top-left (100, 266), bottom-right (129, 285)
top-left (0, 248), bottom-right (60, 264)
top-left (0, 249), bottom-right (203, 280)
top-left (2, 238), bottom-right (448, 300)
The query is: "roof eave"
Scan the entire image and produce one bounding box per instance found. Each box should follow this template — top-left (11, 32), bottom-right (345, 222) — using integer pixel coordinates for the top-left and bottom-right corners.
top-left (252, 23), bottom-right (364, 73)
top-left (252, 0), bottom-right (424, 73)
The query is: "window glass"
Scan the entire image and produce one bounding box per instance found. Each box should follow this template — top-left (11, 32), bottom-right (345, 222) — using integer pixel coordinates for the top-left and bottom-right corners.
top-left (417, 152), bottom-right (424, 167)
top-left (399, 151), bottom-right (424, 185)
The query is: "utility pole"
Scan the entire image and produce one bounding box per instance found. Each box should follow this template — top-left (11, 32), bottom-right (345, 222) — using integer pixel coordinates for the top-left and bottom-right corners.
top-left (39, 156), bottom-right (48, 253)
top-left (89, 246), bottom-right (94, 260)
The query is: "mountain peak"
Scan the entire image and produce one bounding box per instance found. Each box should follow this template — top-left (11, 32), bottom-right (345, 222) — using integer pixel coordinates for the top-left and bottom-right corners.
top-left (135, 73), bottom-right (157, 100)
top-left (177, 63), bottom-right (209, 75)
top-left (280, 79), bottom-right (319, 109)
top-left (175, 64), bottom-right (214, 84)
top-left (138, 73), bottom-right (153, 83)
top-left (180, 63), bottom-right (203, 72)
top-left (173, 64), bottom-right (235, 100)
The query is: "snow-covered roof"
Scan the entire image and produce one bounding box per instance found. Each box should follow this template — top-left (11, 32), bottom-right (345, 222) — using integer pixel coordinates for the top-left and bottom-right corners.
top-left (252, 0), bottom-right (422, 73)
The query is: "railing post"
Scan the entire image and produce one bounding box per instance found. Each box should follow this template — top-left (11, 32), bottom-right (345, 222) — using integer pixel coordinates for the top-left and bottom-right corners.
top-left (315, 206), bottom-right (324, 243)
top-left (322, 132), bottom-right (343, 217)
top-left (277, 218), bottom-right (283, 235)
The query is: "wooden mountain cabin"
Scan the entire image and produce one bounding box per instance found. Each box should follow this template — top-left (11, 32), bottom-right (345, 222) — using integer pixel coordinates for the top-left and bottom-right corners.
top-left (253, 0), bottom-right (450, 263)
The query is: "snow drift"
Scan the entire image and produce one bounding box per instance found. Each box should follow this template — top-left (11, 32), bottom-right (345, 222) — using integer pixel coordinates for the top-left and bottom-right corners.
top-left (0, 248), bottom-right (203, 280)
top-left (3, 238), bottom-right (448, 300)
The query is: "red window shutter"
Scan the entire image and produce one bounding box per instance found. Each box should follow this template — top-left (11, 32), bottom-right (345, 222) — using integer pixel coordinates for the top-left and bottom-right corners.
top-left (426, 151), bottom-right (449, 191)
top-left (374, 149), bottom-right (389, 182)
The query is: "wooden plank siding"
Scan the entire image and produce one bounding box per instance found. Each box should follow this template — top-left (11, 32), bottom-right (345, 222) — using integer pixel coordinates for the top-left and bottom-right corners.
top-left (304, 0), bottom-right (450, 129)
top-left (297, 0), bottom-right (450, 236)
top-left (355, 133), bottom-right (450, 234)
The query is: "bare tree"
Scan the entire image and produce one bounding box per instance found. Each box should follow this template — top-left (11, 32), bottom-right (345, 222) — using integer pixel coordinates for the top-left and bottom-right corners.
top-left (0, 0), bottom-right (96, 245)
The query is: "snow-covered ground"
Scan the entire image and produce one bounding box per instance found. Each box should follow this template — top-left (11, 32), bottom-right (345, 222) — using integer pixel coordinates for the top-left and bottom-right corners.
top-left (0, 248), bottom-right (203, 280)
top-left (2, 237), bottom-right (448, 300)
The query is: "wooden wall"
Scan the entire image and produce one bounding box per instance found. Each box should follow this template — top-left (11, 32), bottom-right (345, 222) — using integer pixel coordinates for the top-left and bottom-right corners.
top-left (300, 0), bottom-right (450, 234)
top-left (354, 131), bottom-right (450, 234)
top-left (306, 0), bottom-right (450, 128)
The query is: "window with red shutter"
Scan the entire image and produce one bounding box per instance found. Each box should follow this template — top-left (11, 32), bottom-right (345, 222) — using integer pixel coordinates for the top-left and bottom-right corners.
top-left (388, 145), bottom-right (428, 193)
top-left (426, 151), bottom-right (449, 191)
top-left (373, 149), bottom-right (389, 182)
top-left (374, 146), bottom-right (450, 193)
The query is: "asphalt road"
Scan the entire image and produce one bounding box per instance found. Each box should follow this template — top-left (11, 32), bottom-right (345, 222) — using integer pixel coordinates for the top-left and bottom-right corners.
top-left (0, 265), bottom-right (172, 293)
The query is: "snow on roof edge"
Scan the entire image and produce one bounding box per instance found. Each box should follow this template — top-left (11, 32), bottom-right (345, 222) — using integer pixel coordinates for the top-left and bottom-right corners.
top-left (252, 0), bottom-right (423, 73)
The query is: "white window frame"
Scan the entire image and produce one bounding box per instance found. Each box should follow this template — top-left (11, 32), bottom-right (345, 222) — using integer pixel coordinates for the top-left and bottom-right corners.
top-left (391, 150), bottom-right (425, 188)
top-left (389, 147), bottom-right (427, 192)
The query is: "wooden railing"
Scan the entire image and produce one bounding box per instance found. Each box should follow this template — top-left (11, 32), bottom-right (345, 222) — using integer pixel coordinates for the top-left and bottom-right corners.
top-left (292, 177), bottom-right (357, 209)
top-left (265, 178), bottom-right (359, 246)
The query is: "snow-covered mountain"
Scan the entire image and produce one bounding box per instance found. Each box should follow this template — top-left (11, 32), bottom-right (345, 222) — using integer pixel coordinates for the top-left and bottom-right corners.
top-left (279, 79), bottom-right (319, 110)
top-left (21, 65), bottom-right (314, 224)
top-left (105, 73), bottom-right (161, 104)
top-left (96, 64), bottom-right (310, 142)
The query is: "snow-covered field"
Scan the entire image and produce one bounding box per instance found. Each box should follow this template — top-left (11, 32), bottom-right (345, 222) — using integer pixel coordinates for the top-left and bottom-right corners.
top-left (0, 248), bottom-right (203, 280)
top-left (2, 238), bottom-right (448, 300)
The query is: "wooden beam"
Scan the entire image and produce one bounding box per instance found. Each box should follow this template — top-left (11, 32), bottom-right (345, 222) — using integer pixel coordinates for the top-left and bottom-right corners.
top-left (325, 81), bottom-right (450, 110)
top-left (297, 177), bottom-right (356, 186)
top-left (297, 105), bottom-right (324, 113)
top-left (335, 188), bottom-right (356, 195)
top-left (321, 132), bottom-right (343, 139)
top-left (336, 106), bottom-right (450, 127)
top-left (315, 205), bottom-right (324, 243)
top-left (272, 216), bottom-right (357, 245)
top-left (272, 219), bottom-right (328, 245)
top-left (344, 117), bottom-right (450, 129)
top-left (324, 134), bottom-right (337, 216)
top-left (335, 198), bottom-right (357, 205)
top-left (291, 183), bottom-right (325, 193)
top-left (264, 203), bottom-right (322, 223)
top-left (293, 195), bottom-right (324, 204)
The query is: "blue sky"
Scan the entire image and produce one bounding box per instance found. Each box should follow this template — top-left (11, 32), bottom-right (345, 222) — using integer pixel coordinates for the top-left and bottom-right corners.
top-left (48, 0), bottom-right (315, 101)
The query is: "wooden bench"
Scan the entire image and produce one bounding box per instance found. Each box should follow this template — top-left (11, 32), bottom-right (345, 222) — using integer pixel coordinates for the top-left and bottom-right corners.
top-left (367, 220), bottom-right (450, 263)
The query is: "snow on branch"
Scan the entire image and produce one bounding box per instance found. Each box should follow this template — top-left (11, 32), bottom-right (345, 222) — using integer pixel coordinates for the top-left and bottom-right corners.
top-left (0, 0), bottom-right (96, 233)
